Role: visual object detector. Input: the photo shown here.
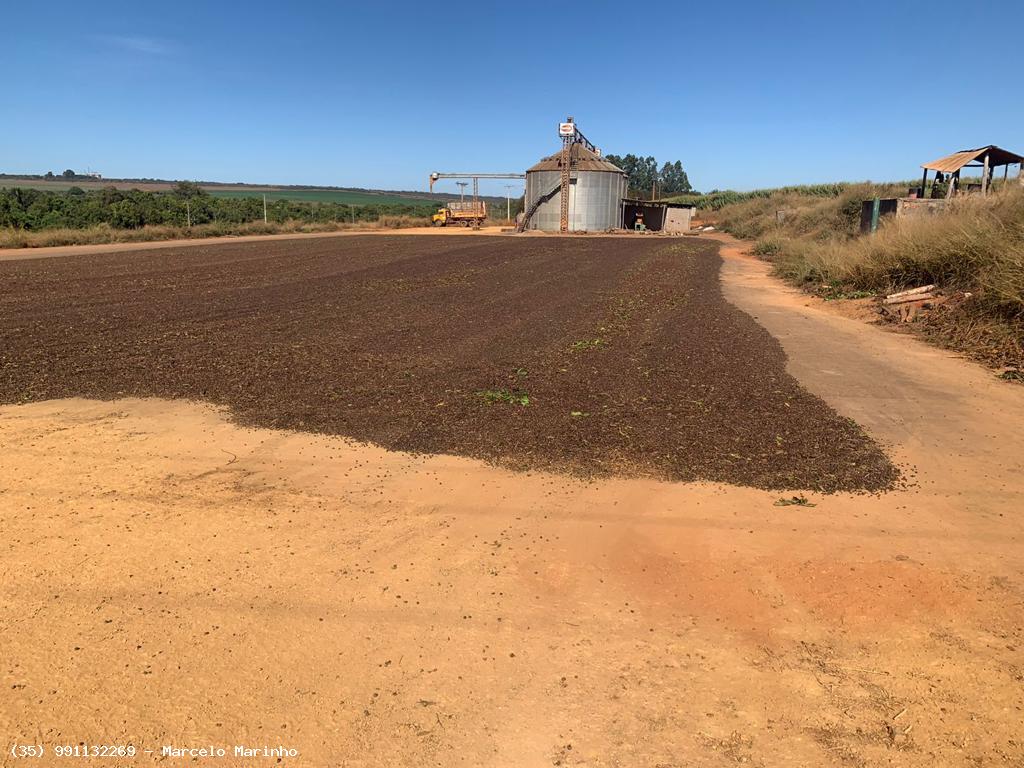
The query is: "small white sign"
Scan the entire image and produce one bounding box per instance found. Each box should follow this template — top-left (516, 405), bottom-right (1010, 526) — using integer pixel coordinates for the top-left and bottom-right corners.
top-left (558, 122), bottom-right (576, 137)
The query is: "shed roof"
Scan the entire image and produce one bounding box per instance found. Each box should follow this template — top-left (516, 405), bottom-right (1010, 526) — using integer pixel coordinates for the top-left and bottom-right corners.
top-left (527, 144), bottom-right (625, 174)
top-left (624, 198), bottom-right (696, 209)
top-left (921, 145), bottom-right (1024, 173)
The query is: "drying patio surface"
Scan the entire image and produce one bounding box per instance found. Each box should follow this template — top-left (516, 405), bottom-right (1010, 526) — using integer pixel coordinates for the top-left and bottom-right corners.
top-left (0, 235), bottom-right (896, 491)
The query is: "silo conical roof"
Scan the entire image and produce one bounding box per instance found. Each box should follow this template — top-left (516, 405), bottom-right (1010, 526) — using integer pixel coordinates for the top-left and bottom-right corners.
top-left (526, 144), bottom-right (626, 174)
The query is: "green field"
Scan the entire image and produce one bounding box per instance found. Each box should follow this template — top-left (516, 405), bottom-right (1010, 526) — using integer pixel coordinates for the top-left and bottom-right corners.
top-left (0, 178), bottom-right (442, 206)
top-left (206, 189), bottom-right (438, 205)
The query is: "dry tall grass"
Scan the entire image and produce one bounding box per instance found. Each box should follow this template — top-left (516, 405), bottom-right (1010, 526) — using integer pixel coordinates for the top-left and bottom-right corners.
top-left (712, 183), bottom-right (909, 242)
top-left (0, 216), bottom-right (431, 249)
top-left (716, 186), bottom-right (1024, 368)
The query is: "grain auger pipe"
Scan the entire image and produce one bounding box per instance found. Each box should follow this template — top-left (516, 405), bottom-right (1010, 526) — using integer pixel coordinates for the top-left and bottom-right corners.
top-left (428, 172), bottom-right (525, 198)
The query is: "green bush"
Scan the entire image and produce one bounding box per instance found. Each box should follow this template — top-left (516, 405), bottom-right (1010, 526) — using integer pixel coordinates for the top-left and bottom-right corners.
top-left (0, 185), bottom-right (437, 232)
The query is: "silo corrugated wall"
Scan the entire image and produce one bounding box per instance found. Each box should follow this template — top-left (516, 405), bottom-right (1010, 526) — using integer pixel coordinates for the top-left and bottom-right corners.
top-left (524, 148), bottom-right (627, 232)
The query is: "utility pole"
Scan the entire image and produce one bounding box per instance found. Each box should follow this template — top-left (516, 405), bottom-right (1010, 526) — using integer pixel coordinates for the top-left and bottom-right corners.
top-left (456, 181), bottom-right (468, 202)
top-left (186, 199), bottom-right (191, 228)
top-left (263, 194), bottom-right (268, 223)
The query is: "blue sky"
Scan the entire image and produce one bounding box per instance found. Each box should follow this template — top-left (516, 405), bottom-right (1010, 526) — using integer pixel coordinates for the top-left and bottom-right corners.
top-left (4, 0), bottom-right (1023, 196)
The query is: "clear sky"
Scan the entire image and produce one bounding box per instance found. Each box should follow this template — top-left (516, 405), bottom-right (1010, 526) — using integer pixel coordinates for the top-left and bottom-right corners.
top-left (5, 0), bottom-right (1023, 197)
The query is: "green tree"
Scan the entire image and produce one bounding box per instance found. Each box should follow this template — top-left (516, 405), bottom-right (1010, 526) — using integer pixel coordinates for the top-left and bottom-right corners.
top-left (659, 161), bottom-right (692, 195)
top-left (0, 186), bottom-right (438, 232)
top-left (635, 156), bottom-right (658, 197)
top-left (172, 181), bottom-right (208, 199)
top-left (110, 199), bottom-right (143, 228)
top-left (606, 154), bottom-right (692, 199)
top-left (605, 154), bottom-right (646, 196)
top-left (62, 169), bottom-right (76, 179)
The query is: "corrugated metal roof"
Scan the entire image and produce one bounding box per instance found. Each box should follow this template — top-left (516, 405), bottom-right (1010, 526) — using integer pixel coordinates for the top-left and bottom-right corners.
top-left (922, 145), bottom-right (1024, 172)
top-left (624, 198), bottom-right (696, 209)
top-left (526, 144), bottom-right (626, 174)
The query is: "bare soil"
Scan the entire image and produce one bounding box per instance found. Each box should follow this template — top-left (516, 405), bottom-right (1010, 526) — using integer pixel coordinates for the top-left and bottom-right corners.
top-left (0, 235), bottom-right (894, 491)
top-left (1, 234), bottom-right (1022, 767)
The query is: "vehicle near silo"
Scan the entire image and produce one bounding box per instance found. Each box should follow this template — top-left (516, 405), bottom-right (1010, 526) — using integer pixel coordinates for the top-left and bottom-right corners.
top-left (431, 200), bottom-right (487, 227)
top-left (522, 143), bottom-right (627, 232)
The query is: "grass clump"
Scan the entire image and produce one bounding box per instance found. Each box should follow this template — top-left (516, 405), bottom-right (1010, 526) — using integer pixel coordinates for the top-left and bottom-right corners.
top-left (476, 388), bottom-right (530, 406)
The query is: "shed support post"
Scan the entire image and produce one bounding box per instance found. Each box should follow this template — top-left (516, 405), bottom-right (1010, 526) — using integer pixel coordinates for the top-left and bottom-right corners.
top-left (982, 153), bottom-right (991, 195)
top-left (920, 168), bottom-right (928, 198)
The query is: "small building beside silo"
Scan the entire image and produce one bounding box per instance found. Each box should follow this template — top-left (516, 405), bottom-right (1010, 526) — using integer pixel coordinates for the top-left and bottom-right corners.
top-left (622, 199), bottom-right (696, 233)
top-left (523, 144), bottom-right (627, 232)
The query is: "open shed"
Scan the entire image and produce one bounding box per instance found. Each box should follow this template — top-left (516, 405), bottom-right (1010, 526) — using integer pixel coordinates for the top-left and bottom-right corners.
top-left (622, 199), bottom-right (695, 233)
top-left (920, 145), bottom-right (1024, 198)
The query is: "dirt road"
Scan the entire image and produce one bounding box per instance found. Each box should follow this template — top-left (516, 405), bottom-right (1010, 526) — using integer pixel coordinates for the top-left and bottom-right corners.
top-left (1, 235), bottom-right (1022, 767)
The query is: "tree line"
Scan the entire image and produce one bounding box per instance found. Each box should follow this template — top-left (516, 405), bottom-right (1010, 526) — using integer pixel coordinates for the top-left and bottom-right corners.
top-left (0, 183), bottom-right (437, 231)
top-left (603, 154), bottom-right (693, 199)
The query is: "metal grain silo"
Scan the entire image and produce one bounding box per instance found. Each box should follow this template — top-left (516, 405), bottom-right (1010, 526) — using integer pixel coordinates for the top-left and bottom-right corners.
top-left (524, 145), bottom-right (627, 232)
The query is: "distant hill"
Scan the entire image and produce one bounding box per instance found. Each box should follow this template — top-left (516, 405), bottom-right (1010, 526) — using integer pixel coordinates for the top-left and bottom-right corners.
top-left (0, 174), bottom-right (509, 206)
